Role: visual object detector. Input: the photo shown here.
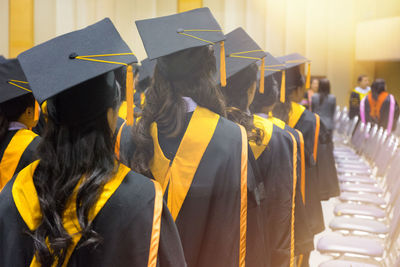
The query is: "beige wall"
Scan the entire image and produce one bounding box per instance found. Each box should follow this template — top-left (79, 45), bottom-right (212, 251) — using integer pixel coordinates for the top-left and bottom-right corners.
top-left (1, 0), bottom-right (399, 106)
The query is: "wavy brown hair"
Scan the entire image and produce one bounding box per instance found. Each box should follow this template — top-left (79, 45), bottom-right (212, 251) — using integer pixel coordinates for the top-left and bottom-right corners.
top-left (131, 46), bottom-right (226, 175)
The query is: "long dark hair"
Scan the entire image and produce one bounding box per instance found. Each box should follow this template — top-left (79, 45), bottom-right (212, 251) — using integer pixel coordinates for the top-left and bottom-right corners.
top-left (318, 78), bottom-right (330, 104)
top-left (273, 66), bottom-right (304, 123)
top-left (371, 78), bottom-right (386, 100)
top-left (222, 63), bottom-right (263, 145)
top-left (131, 46), bottom-right (226, 175)
top-left (31, 73), bottom-right (121, 267)
top-left (0, 93), bottom-right (35, 141)
top-left (250, 74), bottom-right (279, 114)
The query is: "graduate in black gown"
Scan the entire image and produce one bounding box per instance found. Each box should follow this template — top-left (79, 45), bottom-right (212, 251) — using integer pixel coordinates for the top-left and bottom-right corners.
top-left (311, 78), bottom-right (340, 199)
top-left (133, 8), bottom-right (265, 267)
top-left (360, 78), bottom-right (399, 133)
top-left (0, 18), bottom-right (186, 267)
top-left (272, 54), bottom-right (324, 267)
top-left (250, 56), bottom-right (315, 265)
top-left (217, 27), bottom-right (305, 267)
top-left (0, 58), bottom-right (40, 191)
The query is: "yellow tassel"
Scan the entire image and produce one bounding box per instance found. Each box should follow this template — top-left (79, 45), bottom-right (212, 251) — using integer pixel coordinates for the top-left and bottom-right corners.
top-left (34, 100), bottom-right (39, 121)
top-left (280, 70), bottom-right (286, 103)
top-left (305, 62), bottom-right (311, 89)
top-left (126, 65), bottom-right (134, 126)
top-left (259, 57), bottom-right (265, 94)
top-left (220, 41), bottom-right (226, 87)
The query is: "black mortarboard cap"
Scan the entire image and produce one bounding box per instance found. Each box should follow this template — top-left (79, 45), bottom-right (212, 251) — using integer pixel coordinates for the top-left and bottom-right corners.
top-left (215, 27), bottom-right (267, 92)
top-left (135, 8), bottom-right (227, 86)
top-left (18, 18), bottom-right (138, 125)
top-left (0, 59), bottom-right (32, 104)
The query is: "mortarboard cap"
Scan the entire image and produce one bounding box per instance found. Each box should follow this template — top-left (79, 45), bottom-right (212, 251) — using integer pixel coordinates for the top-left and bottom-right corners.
top-left (18, 18), bottom-right (138, 125)
top-left (0, 59), bottom-right (40, 121)
top-left (0, 56), bottom-right (6, 64)
top-left (215, 27), bottom-right (267, 92)
top-left (277, 53), bottom-right (311, 100)
top-left (135, 8), bottom-right (227, 86)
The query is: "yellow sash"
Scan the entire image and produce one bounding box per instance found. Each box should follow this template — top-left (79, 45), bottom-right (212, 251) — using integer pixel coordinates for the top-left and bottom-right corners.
top-left (250, 115), bottom-right (274, 160)
top-left (352, 88), bottom-right (368, 101)
top-left (115, 121), bottom-right (127, 160)
top-left (286, 132), bottom-right (298, 267)
top-left (288, 102), bottom-right (306, 129)
top-left (12, 161), bottom-right (162, 267)
top-left (295, 130), bottom-right (306, 205)
top-left (0, 129), bottom-right (37, 191)
top-left (313, 114), bottom-right (320, 162)
top-left (149, 106), bottom-right (219, 220)
top-left (267, 116), bottom-right (286, 130)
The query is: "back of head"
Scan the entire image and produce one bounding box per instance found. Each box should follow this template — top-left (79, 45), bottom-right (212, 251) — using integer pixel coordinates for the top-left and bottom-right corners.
top-left (250, 74), bottom-right (279, 114)
top-left (222, 63), bottom-right (258, 111)
top-left (371, 78), bottom-right (386, 100)
top-left (0, 93), bottom-right (35, 141)
top-left (133, 46), bottom-right (226, 175)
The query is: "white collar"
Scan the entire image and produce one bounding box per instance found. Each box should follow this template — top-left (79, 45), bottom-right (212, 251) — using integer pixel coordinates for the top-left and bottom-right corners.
top-left (355, 86), bottom-right (370, 94)
top-left (182, 97), bottom-right (197, 113)
top-left (8, 121), bottom-right (28, 131)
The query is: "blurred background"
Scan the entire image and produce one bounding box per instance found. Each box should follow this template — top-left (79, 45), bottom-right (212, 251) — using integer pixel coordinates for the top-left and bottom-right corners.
top-left (1, 0), bottom-right (399, 107)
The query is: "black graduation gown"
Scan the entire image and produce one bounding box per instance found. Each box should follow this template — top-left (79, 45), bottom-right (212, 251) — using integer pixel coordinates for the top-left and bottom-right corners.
top-left (0, 162), bottom-right (186, 267)
top-left (311, 94), bottom-right (340, 200)
top-left (362, 93), bottom-right (400, 131)
top-left (0, 129), bottom-right (40, 191)
top-left (150, 107), bottom-right (266, 267)
top-left (264, 116), bottom-right (314, 257)
top-left (349, 90), bottom-right (363, 119)
top-left (288, 102), bottom-right (324, 235)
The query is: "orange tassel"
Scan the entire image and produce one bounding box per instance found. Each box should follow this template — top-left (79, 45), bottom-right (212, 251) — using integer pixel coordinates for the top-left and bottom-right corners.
top-left (259, 57), bottom-right (265, 94)
top-left (220, 41), bottom-right (226, 87)
top-left (34, 100), bottom-right (39, 121)
top-left (280, 70), bottom-right (286, 103)
top-left (126, 65), bottom-right (134, 126)
top-left (305, 62), bottom-right (311, 89)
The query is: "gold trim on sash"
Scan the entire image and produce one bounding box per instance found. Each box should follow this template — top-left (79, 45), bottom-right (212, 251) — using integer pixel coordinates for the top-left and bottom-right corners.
top-left (288, 102), bottom-right (306, 129)
top-left (149, 106), bottom-right (219, 221)
top-left (0, 129), bottom-right (37, 191)
top-left (268, 116), bottom-right (286, 130)
top-left (250, 115), bottom-right (274, 160)
top-left (115, 121), bottom-right (126, 160)
top-left (238, 125), bottom-right (248, 267)
top-left (295, 130), bottom-right (306, 205)
top-left (313, 114), bottom-right (320, 163)
top-left (147, 180), bottom-right (163, 267)
top-left (286, 132), bottom-right (298, 267)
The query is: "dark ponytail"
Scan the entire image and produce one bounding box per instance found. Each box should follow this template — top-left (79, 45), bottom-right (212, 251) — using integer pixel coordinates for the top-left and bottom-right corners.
top-left (318, 78), bottom-right (330, 104)
top-left (30, 73), bottom-right (121, 267)
top-left (221, 63), bottom-right (263, 145)
top-left (0, 93), bottom-right (35, 141)
top-left (132, 46), bottom-right (226, 176)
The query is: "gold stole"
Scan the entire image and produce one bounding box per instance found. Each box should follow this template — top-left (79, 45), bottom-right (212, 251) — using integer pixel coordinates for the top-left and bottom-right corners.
top-left (250, 114), bottom-right (274, 160)
top-left (288, 102), bottom-right (306, 129)
top-left (12, 161), bottom-right (163, 267)
top-left (149, 106), bottom-right (248, 266)
top-left (0, 129), bottom-right (37, 191)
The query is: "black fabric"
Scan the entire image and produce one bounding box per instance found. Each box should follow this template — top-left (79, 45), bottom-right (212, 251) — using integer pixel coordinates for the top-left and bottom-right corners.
top-left (0, 130), bottom-right (17, 161)
top-left (292, 109), bottom-right (325, 235)
top-left (138, 58), bottom-right (156, 92)
top-left (14, 135), bottom-right (40, 175)
top-left (18, 18), bottom-right (137, 104)
top-left (0, 55), bottom-right (6, 63)
top-left (156, 113), bottom-right (267, 267)
top-left (0, 169), bottom-right (186, 267)
top-left (135, 8), bottom-right (224, 60)
top-left (0, 59), bottom-right (31, 104)
top-left (32, 112), bottom-right (47, 136)
top-left (311, 93), bottom-right (336, 132)
top-left (364, 93), bottom-right (400, 131)
top-left (349, 91), bottom-right (361, 119)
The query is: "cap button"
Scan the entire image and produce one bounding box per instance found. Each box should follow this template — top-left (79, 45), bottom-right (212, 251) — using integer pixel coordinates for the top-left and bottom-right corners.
top-left (176, 28), bottom-right (184, 33)
top-left (69, 53), bottom-right (78, 59)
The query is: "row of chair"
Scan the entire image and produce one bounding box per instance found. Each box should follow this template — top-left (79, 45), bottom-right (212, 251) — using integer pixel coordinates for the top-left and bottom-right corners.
top-left (315, 106), bottom-right (400, 267)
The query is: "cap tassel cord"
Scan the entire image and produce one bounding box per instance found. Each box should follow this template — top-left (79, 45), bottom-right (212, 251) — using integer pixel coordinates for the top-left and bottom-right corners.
top-left (259, 57), bottom-right (265, 94)
top-left (220, 41), bottom-right (226, 87)
top-left (126, 65), bottom-right (134, 126)
top-left (34, 101), bottom-right (39, 121)
top-left (305, 62), bottom-right (311, 89)
top-left (280, 70), bottom-right (286, 103)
